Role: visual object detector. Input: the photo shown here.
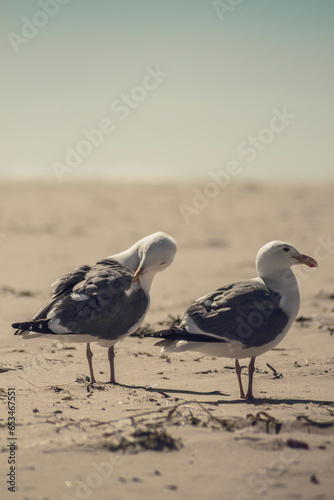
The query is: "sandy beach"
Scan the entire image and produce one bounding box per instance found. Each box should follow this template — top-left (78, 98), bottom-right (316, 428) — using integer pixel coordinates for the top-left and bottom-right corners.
top-left (0, 180), bottom-right (333, 500)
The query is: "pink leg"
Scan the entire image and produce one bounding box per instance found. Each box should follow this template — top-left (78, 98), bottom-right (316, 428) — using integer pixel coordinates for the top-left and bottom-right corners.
top-left (86, 343), bottom-right (96, 383)
top-left (245, 357), bottom-right (256, 400)
top-left (235, 359), bottom-right (245, 399)
top-left (108, 346), bottom-right (116, 383)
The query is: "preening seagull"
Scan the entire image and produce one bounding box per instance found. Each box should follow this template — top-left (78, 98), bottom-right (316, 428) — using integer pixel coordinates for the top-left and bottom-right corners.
top-left (12, 232), bottom-right (177, 384)
top-left (148, 241), bottom-right (318, 399)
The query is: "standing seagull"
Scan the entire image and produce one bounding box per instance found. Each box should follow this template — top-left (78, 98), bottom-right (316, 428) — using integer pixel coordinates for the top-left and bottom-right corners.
top-left (148, 241), bottom-right (317, 399)
top-left (12, 232), bottom-right (177, 384)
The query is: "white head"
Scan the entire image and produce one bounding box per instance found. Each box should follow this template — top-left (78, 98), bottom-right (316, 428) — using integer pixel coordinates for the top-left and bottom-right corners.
top-left (132, 232), bottom-right (177, 281)
top-left (255, 240), bottom-right (318, 279)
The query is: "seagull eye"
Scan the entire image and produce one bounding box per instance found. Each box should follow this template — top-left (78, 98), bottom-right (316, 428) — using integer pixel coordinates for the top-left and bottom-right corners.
top-left (283, 247), bottom-right (290, 253)
top-left (160, 261), bottom-right (166, 266)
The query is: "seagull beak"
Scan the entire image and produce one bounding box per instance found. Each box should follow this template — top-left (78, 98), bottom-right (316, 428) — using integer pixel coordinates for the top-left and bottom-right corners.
top-left (295, 254), bottom-right (318, 268)
top-left (132, 266), bottom-right (145, 282)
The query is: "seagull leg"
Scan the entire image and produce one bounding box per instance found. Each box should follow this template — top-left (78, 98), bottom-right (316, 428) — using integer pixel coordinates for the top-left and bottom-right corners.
top-left (245, 357), bottom-right (256, 400)
top-left (108, 346), bottom-right (116, 383)
top-left (235, 359), bottom-right (245, 399)
top-left (86, 343), bottom-right (96, 384)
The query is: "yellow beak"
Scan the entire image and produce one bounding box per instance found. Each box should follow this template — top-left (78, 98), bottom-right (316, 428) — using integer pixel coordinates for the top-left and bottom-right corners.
top-left (132, 267), bottom-right (145, 282)
top-left (295, 254), bottom-right (318, 268)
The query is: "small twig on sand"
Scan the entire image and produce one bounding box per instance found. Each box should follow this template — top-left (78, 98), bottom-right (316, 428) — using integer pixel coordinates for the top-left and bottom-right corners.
top-left (266, 363), bottom-right (283, 379)
top-left (18, 375), bottom-right (77, 389)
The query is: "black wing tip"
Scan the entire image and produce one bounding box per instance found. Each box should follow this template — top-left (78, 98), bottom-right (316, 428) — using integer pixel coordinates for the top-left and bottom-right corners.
top-left (148, 326), bottom-right (229, 344)
top-left (141, 330), bottom-right (170, 338)
top-left (12, 322), bottom-right (26, 335)
top-left (11, 320), bottom-right (52, 334)
top-left (145, 326), bottom-right (184, 339)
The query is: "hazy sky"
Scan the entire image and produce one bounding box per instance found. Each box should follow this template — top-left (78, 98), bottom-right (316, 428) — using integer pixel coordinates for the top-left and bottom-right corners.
top-left (1, 0), bottom-right (333, 182)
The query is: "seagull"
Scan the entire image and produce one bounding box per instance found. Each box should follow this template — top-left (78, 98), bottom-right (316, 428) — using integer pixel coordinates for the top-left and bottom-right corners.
top-left (148, 241), bottom-right (318, 399)
top-left (12, 232), bottom-right (177, 384)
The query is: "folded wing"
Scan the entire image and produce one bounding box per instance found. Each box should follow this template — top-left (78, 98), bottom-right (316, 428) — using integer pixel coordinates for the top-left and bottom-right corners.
top-left (13, 259), bottom-right (148, 341)
top-left (151, 280), bottom-right (289, 348)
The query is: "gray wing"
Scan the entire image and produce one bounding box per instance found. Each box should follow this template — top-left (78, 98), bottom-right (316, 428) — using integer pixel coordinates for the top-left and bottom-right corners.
top-left (43, 259), bottom-right (148, 340)
top-left (182, 280), bottom-right (289, 348)
top-left (34, 265), bottom-right (91, 320)
top-left (52, 265), bottom-right (91, 298)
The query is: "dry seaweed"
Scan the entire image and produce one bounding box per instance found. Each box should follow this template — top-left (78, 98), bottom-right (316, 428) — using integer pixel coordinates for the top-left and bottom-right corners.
top-left (99, 427), bottom-right (183, 453)
top-left (296, 415), bottom-right (334, 429)
top-left (25, 398), bottom-right (334, 456)
top-left (246, 411), bottom-right (282, 434)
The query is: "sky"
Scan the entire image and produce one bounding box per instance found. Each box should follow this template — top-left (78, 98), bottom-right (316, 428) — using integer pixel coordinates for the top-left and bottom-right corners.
top-left (1, 0), bottom-right (333, 183)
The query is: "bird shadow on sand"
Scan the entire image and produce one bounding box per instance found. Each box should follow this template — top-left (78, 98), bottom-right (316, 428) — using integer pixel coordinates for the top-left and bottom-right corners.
top-left (198, 397), bottom-right (334, 406)
top-left (102, 383), bottom-right (334, 407)
top-left (101, 382), bottom-right (230, 397)
top-left (91, 382), bottom-right (334, 407)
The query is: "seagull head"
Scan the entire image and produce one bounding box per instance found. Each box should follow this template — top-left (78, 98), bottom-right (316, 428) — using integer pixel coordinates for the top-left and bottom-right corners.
top-left (256, 240), bottom-right (318, 278)
top-left (132, 232), bottom-right (177, 282)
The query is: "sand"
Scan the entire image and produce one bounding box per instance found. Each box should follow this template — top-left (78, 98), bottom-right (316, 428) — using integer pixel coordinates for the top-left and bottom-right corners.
top-left (0, 180), bottom-right (333, 500)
